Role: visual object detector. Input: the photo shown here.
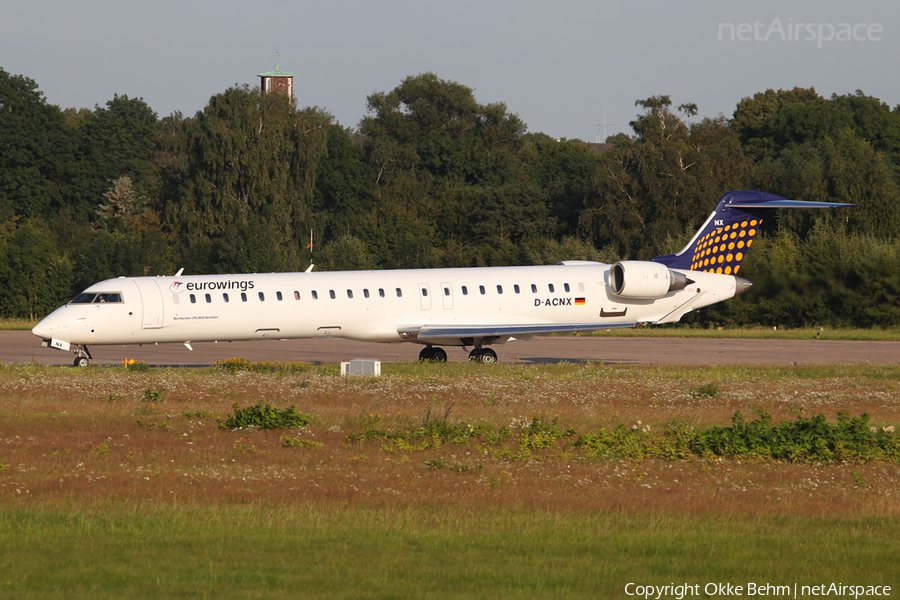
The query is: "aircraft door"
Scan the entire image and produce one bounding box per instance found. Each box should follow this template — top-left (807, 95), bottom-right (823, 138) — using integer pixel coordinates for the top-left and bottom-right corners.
top-left (418, 283), bottom-right (432, 310)
top-left (134, 279), bottom-right (165, 329)
top-left (440, 282), bottom-right (453, 310)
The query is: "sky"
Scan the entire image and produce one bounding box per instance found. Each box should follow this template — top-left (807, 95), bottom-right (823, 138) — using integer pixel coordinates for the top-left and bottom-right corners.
top-left (3, 0), bottom-right (898, 142)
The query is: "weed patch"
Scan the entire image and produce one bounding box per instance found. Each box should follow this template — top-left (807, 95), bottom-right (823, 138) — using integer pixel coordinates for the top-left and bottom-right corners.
top-left (221, 403), bottom-right (312, 430)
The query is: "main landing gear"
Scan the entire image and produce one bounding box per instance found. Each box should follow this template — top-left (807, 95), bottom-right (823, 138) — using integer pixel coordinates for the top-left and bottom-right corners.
top-left (417, 345), bottom-right (498, 364)
top-left (468, 347), bottom-right (497, 364)
top-left (418, 346), bottom-right (448, 362)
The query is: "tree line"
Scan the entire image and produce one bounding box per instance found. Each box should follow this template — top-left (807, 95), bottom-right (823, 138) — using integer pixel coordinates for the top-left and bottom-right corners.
top-left (2, 68), bottom-right (899, 326)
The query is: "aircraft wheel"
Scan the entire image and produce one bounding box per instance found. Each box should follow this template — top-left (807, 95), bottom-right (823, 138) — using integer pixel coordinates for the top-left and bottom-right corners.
top-left (430, 347), bottom-right (448, 363)
top-left (477, 348), bottom-right (497, 364)
top-left (73, 356), bottom-right (89, 368)
top-left (418, 347), bottom-right (435, 361)
top-left (468, 349), bottom-right (480, 362)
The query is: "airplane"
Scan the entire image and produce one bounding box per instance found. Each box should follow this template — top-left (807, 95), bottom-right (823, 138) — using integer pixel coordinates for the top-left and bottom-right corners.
top-left (32, 190), bottom-right (852, 367)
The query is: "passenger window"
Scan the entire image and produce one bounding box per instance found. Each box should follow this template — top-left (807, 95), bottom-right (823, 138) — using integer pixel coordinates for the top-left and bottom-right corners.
top-left (276, 291), bottom-right (283, 301)
top-left (294, 291), bottom-right (300, 300)
top-left (173, 295), bottom-right (180, 305)
top-left (443, 287), bottom-right (450, 296)
top-left (548, 284), bottom-right (555, 293)
top-left (347, 290), bottom-right (353, 299)
top-left (241, 292), bottom-right (247, 302)
top-left (190, 294), bottom-right (196, 304)
top-left (223, 293), bottom-right (229, 303)
top-left (329, 290), bottom-right (336, 299)
top-left (462, 286), bottom-right (468, 295)
top-left (479, 285), bottom-right (485, 295)
top-left (396, 288), bottom-right (402, 298)
top-left (378, 288), bottom-right (385, 298)
top-left (564, 283), bottom-right (570, 293)
top-left (364, 289), bottom-right (370, 299)
top-left (312, 291), bottom-right (318, 300)
top-left (578, 283), bottom-right (585, 292)
top-left (497, 285), bottom-right (503, 294)
top-left (205, 293), bottom-right (211, 303)
top-left (514, 285), bottom-right (520, 294)
top-left (258, 292), bottom-right (265, 301)
top-left (421, 288), bottom-right (428, 297)
top-left (531, 284), bottom-right (537, 293)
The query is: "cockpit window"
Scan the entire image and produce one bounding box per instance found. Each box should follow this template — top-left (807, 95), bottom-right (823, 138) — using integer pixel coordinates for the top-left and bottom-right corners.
top-left (71, 292), bottom-right (123, 304)
top-left (94, 293), bottom-right (122, 303)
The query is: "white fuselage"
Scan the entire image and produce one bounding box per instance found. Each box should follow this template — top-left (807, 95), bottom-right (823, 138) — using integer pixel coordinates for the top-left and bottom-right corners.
top-left (32, 263), bottom-right (740, 350)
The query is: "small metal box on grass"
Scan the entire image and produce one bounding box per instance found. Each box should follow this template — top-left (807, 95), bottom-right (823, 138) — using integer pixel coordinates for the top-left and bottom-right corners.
top-left (340, 359), bottom-right (381, 377)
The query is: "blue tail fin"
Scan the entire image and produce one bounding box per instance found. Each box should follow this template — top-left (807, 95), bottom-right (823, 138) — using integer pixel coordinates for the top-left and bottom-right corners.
top-left (652, 190), bottom-right (854, 274)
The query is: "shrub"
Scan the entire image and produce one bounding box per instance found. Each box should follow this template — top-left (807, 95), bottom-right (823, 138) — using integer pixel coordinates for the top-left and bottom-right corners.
top-left (221, 403), bottom-right (312, 430)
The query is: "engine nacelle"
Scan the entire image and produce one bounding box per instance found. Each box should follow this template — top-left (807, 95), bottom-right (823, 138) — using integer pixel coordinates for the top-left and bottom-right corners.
top-left (608, 261), bottom-right (691, 299)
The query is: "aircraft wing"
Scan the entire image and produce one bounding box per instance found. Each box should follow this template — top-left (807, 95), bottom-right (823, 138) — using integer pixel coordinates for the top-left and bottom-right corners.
top-left (398, 322), bottom-right (637, 345)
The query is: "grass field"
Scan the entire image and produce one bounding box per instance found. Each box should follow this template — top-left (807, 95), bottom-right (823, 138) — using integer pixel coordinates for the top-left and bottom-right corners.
top-left (1, 361), bottom-right (898, 598)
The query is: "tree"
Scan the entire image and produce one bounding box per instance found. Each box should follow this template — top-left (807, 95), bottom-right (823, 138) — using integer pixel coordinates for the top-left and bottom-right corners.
top-left (357, 73), bottom-right (538, 268)
top-left (0, 220), bottom-right (73, 319)
top-left (360, 73), bottom-right (527, 186)
top-left (527, 139), bottom-right (600, 236)
top-left (161, 85), bottom-right (330, 271)
top-left (580, 99), bottom-right (751, 259)
top-left (74, 95), bottom-right (161, 210)
top-left (0, 68), bottom-right (76, 219)
top-left (312, 125), bottom-right (377, 243)
top-left (317, 234), bottom-right (377, 271)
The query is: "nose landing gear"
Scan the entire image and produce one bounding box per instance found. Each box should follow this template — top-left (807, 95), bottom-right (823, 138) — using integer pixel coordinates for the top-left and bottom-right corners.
top-left (72, 344), bottom-right (92, 368)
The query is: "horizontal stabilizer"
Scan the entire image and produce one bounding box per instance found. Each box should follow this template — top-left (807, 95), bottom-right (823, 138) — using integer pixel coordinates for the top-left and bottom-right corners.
top-left (653, 190), bottom-right (855, 272)
top-left (727, 199), bottom-right (855, 209)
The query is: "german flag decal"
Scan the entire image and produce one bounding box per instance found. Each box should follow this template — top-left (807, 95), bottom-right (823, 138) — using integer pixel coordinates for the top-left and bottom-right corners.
top-left (574, 298), bottom-right (586, 305)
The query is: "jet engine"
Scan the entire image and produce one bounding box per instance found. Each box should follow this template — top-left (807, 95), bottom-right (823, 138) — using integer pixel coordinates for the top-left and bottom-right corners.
top-left (608, 261), bottom-right (691, 299)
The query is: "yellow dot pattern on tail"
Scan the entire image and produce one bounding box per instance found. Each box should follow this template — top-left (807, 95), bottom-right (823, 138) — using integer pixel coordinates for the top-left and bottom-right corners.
top-left (690, 219), bottom-right (762, 274)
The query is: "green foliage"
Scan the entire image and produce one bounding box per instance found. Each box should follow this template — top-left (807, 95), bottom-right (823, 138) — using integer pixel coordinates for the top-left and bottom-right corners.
top-left (0, 68), bottom-right (77, 218)
top-left (215, 357), bottom-right (312, 374)
top-left (142, 388), bottom-right (166, 403)
top-left (77, 95), bottom-right (161, 214)
top-left (703, 227), bottom-right (900, 327)
top-left (221, 403), bottom-right (312, 430)
top-left (580, 109), bottom-right (752, 260)
top-left (281, 436), bottom-right (323, 449)
top-left (690, 411), bottom-right (900, 462)
top-left (121, 359), bottom-right (150, 372)
top-left (161, 85), bottom-right (330, 272)
top-left (215, 357), bottom-right (254, 372)
top-left (344, 408), bottom-right (898, 464)
top-left (317, 234), bottom-right (377, 271)
top-left (0, 220), bottom-right (73, 319)
top-left (690, 382), bottom-right (721, 399)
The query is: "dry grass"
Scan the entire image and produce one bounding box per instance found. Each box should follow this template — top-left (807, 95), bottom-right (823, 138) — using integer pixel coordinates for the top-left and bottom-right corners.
top-left (1, 362), bottom-right (898, 518)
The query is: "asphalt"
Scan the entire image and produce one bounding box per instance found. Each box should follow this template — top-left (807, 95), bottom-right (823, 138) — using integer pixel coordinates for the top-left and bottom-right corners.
top-left (2, 330), bottom-right (898, 367)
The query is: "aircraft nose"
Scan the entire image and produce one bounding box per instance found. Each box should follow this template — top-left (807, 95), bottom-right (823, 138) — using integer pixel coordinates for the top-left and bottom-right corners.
top-left (734, 276), bottom-right (753, 295)
top-left (32, 317), bottom-right (54, 339)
